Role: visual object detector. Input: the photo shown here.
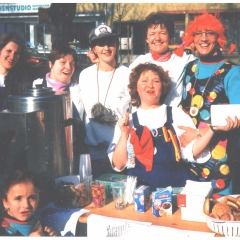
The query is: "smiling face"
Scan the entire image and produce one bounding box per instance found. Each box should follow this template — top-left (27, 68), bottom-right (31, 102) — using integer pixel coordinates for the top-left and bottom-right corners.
top-left (0, 41), bottom-right (20, 74)
top-left (137, 70), bottom-right (162, 109)
top-left (92, 38), bottom-right (117, 66)
top-left (146, 24), bottom-right (170, 55)
top-left (49, 54), bottom-right (75, 84)
top-left (3, 181), bottom-right (39, 221)
top-left (193, 30), bottom-right (219, 57)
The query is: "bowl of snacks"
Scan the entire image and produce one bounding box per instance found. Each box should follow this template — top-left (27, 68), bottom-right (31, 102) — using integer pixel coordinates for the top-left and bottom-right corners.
top-left (203, 195), bottom-right (240, 236)
top-left (53, 181), bottom-right (79, 208)
top-left (53, 176), bottom-right (91, 209)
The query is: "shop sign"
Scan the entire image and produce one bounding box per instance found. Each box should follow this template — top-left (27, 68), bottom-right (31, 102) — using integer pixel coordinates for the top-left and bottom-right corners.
top-left (0, 3), bottom-right (50, 14)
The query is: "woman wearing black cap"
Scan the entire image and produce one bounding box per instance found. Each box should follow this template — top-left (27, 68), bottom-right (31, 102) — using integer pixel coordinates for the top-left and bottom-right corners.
top-left (79, 24), bottom-right (130, 179)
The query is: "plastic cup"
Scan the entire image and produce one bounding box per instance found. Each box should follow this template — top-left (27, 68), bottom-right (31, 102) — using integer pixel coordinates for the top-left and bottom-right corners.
top-left (112, 182), bottom-right (127, 210)
top-left (79, 154), bottom-right (92, 183)
top-left (91, 181), bottom-right (105, 208)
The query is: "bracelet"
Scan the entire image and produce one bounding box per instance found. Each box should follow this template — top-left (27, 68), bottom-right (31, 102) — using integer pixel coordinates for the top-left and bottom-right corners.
top-left (210, 125), bottom-right (217, 133)
top-left (196, 128), bottom-right (201, 138)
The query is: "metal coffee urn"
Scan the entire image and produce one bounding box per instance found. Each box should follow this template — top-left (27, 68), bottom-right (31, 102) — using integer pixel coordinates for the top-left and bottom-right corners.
top-left (0, 86), bottom-right (81, 181)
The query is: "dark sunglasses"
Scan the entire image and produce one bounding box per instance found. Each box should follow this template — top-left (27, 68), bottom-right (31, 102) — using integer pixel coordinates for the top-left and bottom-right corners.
top-left (95, 37), bottom-right (117, 47)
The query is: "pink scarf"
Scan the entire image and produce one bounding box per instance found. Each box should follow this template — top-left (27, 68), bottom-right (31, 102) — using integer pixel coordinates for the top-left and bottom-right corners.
top-left (45, 73), bottom-right (70, 91)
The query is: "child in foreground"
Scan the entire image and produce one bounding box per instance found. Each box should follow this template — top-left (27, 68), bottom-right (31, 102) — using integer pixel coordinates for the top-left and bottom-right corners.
top-left (0, 169), bottom-right (56, 236)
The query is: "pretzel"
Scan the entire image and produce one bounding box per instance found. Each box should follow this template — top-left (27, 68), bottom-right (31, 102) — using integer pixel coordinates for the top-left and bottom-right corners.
top-left (232, 211), bottom-right (240, 221)
top-left (205, 195), bottom-right (240, 221)
top-left (212, 202), bottom-right (232, 217)
top-left (203, 198), bottom-right (219, 215)
top-left (221, 196), bottom-right (240, 207)
top-left (219, 212), bottom-right (235, 221)
top-left (226, 200), bottom-right (239, 210)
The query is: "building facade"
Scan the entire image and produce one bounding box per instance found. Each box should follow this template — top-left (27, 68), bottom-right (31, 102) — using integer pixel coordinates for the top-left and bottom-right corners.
top-left (0, 3), bottom-right (239, 64)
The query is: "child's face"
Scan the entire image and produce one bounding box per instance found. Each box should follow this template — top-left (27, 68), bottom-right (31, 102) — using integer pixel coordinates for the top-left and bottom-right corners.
top-left (3, 181), bottom-right (39, 221)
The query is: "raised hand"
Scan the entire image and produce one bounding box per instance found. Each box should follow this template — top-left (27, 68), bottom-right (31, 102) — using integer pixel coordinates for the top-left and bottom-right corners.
top-left (118, 112), bottom-right (130, 134)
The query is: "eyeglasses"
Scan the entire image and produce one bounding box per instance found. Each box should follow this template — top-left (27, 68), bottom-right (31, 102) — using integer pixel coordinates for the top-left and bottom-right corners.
top-left (193, 31), bottom-right (217, 38)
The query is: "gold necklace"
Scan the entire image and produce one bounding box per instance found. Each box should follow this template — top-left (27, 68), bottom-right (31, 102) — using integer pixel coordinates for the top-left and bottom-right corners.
top-left (189, 60), bottom-right (219, 118)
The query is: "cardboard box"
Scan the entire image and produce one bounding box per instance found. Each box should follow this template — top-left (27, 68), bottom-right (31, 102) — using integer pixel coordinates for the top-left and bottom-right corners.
top-left (152, 187), bottom-right (172, 217)
top-left (177, 180), bottom-right (213, 222)
top-left (94, 173), bottom-right (127, 198)
top-left (134, 185), bottom-right (151, 212)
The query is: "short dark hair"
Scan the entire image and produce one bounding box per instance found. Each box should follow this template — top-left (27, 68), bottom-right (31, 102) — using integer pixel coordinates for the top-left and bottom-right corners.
top-left (49, 42), bottom-right (78, 66)
top-left (0, 169), bottom-right (40, 201)
top-left (128, 63), bottom-right (171, 108)
top-left (144, 12), bottom-right (174, 39)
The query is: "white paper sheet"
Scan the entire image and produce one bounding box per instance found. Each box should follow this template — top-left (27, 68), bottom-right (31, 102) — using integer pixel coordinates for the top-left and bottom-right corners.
top-left (211, 104), bottom-right (240, 126)
top-left (87, 214), bottom-right (151, 237)
top-left (87, 214), bottom-right (215, 237)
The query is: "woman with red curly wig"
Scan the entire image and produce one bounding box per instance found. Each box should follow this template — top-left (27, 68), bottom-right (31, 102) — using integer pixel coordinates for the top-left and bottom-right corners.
top-left (178, 12), bottom-right (240, 196)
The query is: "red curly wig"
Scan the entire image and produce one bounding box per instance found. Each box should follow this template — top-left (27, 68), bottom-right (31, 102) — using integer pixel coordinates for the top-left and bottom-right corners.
top-left (174, 12), bottom-right (235, 56)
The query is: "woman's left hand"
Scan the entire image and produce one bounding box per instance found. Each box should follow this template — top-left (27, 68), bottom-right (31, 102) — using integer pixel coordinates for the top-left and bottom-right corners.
top-left (178, 126), bottom-right (198, 148)
top-left (214, 116), bottom-right (240, 132)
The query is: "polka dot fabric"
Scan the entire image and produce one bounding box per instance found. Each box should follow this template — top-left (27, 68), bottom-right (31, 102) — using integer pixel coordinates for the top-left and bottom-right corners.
top-left (180, 59), bottom-right (235, 195)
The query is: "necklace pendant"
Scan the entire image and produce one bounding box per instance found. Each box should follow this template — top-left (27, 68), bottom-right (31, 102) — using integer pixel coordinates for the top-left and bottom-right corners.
top-left (190, 105), bottom-right (199, 117)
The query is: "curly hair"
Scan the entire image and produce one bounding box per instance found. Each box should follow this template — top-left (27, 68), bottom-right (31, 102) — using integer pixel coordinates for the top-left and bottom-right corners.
top-left (144, 12), bottom-right (174, 39)
top-left (182, 12), bottom-right (227, 51)
top-left (128, 63), bottom-right (171, 108)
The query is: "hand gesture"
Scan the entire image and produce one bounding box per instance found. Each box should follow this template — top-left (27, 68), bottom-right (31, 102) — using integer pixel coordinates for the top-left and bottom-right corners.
top-left (178, 126), bottom-right (198, 148)
top-left (43, 226), bottom-right (57, 236)
top-left (118, 113), bottom-right (130, 134)
top-left (30, 222), bottom-right (56, 236)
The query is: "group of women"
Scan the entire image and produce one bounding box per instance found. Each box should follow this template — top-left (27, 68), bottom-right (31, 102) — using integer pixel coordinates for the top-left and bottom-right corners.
top-left (0, 11), bottom-right (240, 236)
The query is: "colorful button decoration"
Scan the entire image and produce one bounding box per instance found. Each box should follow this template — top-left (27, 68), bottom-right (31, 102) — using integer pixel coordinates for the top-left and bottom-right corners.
top-left (191, 64), bottom-right (197, 73)
top-left (203, 168), bottom-right (210, 175)
top-left (181, 60), bottom-right (233, 194)
top-left (216, 179), bottom-right (225, 189)
top-left (189, 88), bottom-right (196, 95)
top-left (200, 109), bottom-right (210, 121)
top-left (186, 82), bottom-right (192, 91)
top-left (212, 145), bottom-right (226, 160)
top-left (191, 95), bottom-right (204, 109)
top-left (185, 75), bottom-right (191, 84)
top-left (190, 106), bottom-right (199, 117)
top-left (209, 91), bottom-right (217, 99)
top-left (219, 164), bottom-right (230, 175)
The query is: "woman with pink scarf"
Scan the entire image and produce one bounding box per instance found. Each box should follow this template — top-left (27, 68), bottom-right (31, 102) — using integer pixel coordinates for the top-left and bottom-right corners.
top-left (32, 43), bottom-right (82, 119)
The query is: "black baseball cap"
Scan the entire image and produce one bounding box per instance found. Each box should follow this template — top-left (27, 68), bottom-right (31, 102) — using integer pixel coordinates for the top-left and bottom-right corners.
top-left (89, 24), bottom-right (118, 45)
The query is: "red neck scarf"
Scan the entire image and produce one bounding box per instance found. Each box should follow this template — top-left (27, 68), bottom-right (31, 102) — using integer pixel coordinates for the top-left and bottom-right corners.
top-left (130, 126), bottom-right (154, 172)
top-left (150, 49), bottom-right (172, 62)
